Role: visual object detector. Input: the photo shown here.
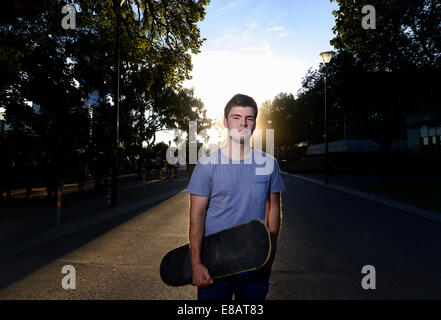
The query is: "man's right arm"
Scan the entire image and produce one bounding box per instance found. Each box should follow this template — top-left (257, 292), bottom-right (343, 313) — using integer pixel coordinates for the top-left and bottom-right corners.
top-left (189, 194), bottom-right (213, 288)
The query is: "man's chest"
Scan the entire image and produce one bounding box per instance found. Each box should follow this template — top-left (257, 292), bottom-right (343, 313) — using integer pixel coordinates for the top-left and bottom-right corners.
top-left (211, 165), bottom-right (270, 204)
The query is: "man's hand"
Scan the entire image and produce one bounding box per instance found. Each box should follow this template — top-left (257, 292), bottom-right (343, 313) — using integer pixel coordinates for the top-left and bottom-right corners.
top-left (258, 256), bottom-right (275, 272)
top-left (192, 263), bottom-right (213, 288)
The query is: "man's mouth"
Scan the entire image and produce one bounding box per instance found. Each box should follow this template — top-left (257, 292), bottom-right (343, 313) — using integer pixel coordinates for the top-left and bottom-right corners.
top-left (229, 128), bottom-right (251, 137)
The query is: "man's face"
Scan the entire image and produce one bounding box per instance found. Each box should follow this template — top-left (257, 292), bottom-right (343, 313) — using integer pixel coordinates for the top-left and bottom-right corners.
top-left (223, 106), bottom-right (256, 144)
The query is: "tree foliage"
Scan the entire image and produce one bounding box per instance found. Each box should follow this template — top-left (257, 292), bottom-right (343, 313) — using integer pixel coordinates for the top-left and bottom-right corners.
top-left (0, 0), bottom-right (211, 160)
top-left (265, 0), bottom-right (440, 158)
top-left (329, 0), bottom-right (441, 154)
top-left (330, 0), bottom-right (441, 71)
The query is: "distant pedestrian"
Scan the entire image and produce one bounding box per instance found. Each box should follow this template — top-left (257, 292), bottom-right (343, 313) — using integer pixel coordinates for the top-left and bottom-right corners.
top-left (40, 152), bottom-right (54, 200)
top-left (174, 161), bottom-right (179, 179)
top-left (137, 157), bottom-right (143, 181)
top-left (155, 156), bottom-right (161, 178)
top-left (163, 159), bottom-right (169, 178)
top-left (0, 144), bottom-right (15, 201)
top-left (167, 161), bottom-right (173, 177)
top-left (76, 152), bottom-right (88, 193)
top-left (94, 152), bottom-right (106, 195)
top-left (145, 158), bottom-right (153, 179)
top-left (23, 153), bottom-right (37, 200)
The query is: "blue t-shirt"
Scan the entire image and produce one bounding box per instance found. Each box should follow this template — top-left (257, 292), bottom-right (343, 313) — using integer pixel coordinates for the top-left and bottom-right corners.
top-left (186, 148), bottom-right (285, 236)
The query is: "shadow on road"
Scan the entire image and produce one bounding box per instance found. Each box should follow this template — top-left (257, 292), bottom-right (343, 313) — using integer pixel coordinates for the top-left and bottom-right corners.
top-left (0, 186), bottom-right (184, 292)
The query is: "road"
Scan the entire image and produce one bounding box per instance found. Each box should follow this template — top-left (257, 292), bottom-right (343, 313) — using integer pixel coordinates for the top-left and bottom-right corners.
top-left (1, 173), bottom-right (440, 299)
top-left (0, 190), bottom-right (196, 299)
top-left (271, 174), bottom-right (441, 299)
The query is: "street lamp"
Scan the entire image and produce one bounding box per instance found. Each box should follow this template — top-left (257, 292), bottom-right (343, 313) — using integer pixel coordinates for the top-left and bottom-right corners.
top-left (111, 0), bottom-right (126, 207)
top-left (320, 51), bottom-right (334, 185)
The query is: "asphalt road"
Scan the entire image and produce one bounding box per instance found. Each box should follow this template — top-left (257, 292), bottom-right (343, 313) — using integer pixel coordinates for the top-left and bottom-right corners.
top-left (0, 189), bottom-right (196, 299)
top-left (271, 174), bottom-right (441, 299)
top-left (1, 173), bottom-right (440, 299)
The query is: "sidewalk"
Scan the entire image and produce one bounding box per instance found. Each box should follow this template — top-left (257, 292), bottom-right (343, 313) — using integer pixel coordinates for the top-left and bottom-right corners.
top-left (283, 171), bottom-right (441, 223)
top-left (0, 167), bottom-right (191, 259)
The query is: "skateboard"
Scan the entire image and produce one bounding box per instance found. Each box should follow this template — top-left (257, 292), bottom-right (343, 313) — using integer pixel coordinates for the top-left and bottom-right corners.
top-left (160, 219), bottom-right (271, 286)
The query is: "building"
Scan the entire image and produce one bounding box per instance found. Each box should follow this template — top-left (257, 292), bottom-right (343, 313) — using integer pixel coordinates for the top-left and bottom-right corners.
top-left (306, 139), bottom-right (407, 155)
top-left (406, 109), bottom-right (441, 162)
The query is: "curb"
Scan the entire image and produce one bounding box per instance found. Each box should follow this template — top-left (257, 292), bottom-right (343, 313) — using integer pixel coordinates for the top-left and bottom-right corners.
top-left (281, 171), bottom-right (441, 224)
top-left (0, 187), bottom-right (186, 260)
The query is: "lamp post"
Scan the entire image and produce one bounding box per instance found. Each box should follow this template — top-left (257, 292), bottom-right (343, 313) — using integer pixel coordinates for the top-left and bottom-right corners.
top-left (111, 0), bottom-right (126, 207)
top-left (320, 51), bottom-right (334, 185)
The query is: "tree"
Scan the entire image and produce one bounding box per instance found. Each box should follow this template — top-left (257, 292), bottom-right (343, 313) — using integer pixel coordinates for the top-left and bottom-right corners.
top-left (0, 0), bottom-right (211, 167)
top-left (1, 1), bottom-right (89, 155)
top-left (71, 0), bottom-right (211, 156)
top-left (258, 93), bottom-right (297, 148)
top-left (329, 0), bottom-right (441, 155)
top-left (330, 0), bottom-right (441, 71)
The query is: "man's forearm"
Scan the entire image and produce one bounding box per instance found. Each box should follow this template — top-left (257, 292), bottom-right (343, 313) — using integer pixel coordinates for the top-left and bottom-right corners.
top-left (189, 214), bottom-right (205, 266)
top-left (188, 194), bottom-right (212, 287)
top-left (267, 208), bottom-right (281, 265)
top-left (189, 194), bottom-right (209, 268)
top-left (265, 193), bottom-right (282, 268)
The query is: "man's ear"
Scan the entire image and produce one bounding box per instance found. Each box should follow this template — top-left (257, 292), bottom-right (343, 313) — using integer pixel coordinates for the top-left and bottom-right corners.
top-left (223, 117), bottom-right (228, 128)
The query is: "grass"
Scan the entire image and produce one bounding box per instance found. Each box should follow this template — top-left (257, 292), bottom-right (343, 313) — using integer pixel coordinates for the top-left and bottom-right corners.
top-left (365, 183), bottom-right (441, 213)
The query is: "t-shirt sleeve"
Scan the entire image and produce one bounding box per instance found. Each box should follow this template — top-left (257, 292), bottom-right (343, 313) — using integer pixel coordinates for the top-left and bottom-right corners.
top-left (270, 159), bottom-right (286, 193)
top-left (185, 161), bottom-right (212, 197)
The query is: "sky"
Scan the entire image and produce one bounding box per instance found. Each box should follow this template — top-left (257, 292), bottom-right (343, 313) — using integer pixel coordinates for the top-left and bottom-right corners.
top-left (157, 0), bottom-right (339, 145)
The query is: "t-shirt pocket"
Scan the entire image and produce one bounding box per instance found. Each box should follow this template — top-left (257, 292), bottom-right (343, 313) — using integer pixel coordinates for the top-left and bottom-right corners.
top-left (251, 174), bottom-right (270, 205)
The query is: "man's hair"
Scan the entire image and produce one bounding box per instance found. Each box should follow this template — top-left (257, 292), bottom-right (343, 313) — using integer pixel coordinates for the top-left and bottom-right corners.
top-left (224, 94), bottom-right (258, 120)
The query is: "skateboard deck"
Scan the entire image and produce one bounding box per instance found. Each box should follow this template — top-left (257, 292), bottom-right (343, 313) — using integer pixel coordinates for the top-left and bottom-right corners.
top-left (160, 219), bottom-right (271, 286)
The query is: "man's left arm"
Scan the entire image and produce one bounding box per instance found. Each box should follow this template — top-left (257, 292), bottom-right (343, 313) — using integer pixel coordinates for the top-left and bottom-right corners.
top-left (264, 192), bottom-right (282, 270)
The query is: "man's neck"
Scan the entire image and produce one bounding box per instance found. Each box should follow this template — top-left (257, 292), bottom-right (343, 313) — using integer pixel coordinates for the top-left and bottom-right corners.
top-left (221, 139), bottom-right (252, 161)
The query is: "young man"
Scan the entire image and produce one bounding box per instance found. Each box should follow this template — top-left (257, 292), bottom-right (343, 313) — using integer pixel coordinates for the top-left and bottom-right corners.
top-left (186, 94), bottom-right (285, 300)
